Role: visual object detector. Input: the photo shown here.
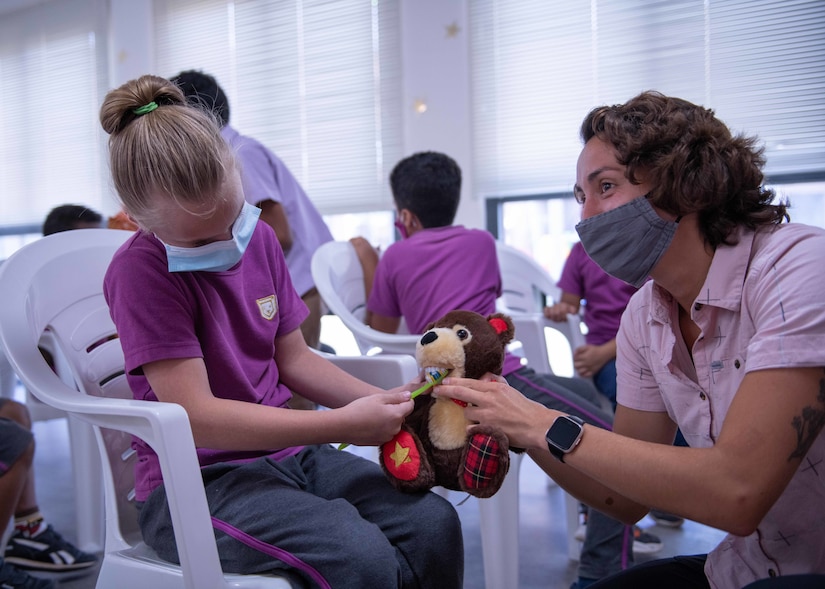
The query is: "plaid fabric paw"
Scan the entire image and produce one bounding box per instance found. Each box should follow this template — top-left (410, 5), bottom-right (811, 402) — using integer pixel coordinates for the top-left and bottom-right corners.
top-left (463, 433), bottom-right (504, 491)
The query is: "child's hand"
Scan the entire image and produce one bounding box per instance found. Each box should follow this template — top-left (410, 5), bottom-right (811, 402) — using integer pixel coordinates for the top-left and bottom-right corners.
top-left (544, 301), bottom-right (578, 322)
top-left (340, 391), bottom-right (413, 447)
top-left (572, 343), bottom-right (612, 378)
top-left (349, 237), bottom-right (379, 267)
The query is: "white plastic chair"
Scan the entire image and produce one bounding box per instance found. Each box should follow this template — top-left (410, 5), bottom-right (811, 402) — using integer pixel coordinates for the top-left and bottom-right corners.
top-left (0, 229), bottom-right (421, 588)
top-left (310, 240), bottom-right (420, 355)
top-left (312, 239), bottom-right (530, 587)
top-left (495, 241), bottom-right (587, 377)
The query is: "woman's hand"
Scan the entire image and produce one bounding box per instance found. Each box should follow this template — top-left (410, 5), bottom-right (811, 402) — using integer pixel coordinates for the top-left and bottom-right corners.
top-left (434, 374), bottom-right (556, 450)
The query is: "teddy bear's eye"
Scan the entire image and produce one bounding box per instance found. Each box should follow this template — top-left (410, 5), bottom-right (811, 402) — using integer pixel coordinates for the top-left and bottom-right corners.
top-left (456, 329), bottom-right (469, 340)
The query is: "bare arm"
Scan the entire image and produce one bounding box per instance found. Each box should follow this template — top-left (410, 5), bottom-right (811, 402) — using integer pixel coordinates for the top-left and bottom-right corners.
top-left (142, 328), bottom-right (415, 450)
top-left (436, 366), bottom-right (825, 535)
top-left (349, 237), bottom-right (402, 333)
top-left (544, 291), bottom-right (582, 322)
top-left (258, 200), bottom-right (293, 253)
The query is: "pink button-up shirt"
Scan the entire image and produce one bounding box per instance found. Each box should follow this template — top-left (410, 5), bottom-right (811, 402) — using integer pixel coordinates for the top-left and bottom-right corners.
top-left (617, 223), bottom-right (825, 589)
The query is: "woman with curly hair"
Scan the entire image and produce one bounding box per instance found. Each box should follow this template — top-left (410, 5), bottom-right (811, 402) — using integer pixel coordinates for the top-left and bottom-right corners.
top-left (438, 91), bottom-right (825, 589)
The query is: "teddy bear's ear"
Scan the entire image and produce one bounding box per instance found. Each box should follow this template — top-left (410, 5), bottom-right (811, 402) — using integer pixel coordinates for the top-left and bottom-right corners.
top-left (486, 313), bottom-right (515, 346)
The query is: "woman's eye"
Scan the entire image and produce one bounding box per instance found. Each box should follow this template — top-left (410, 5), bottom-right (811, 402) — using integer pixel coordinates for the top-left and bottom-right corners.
top-left (600, 181), bottom-right (614, 193)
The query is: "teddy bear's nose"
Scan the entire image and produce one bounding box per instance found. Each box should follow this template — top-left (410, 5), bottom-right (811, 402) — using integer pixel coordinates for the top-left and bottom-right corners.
top-left (420, 331), bottom-right (438, 345)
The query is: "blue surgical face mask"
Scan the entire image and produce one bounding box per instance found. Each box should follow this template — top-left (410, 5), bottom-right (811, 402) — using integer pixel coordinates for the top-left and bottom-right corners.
top-left (160, 201), bottom-right (261, 273)
top-left (575, 195), bottom-right (679, 288)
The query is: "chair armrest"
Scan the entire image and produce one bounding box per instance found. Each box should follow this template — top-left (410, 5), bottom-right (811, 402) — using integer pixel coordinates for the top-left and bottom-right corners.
top-left (321, 353), bottom-right (419, 389)
top-left (22, 370), bottom-right (224, 588)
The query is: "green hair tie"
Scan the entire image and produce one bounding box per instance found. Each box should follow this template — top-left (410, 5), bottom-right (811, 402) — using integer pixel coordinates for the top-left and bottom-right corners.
top-left (132, 102), bottom-right (158, 116)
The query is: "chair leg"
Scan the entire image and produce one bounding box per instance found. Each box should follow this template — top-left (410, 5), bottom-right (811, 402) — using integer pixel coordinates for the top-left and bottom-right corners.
top-left (564, 491), bottom-right (581, 561)
top-left (67, 415), bottom-right (104, 553)
top-left (478, 452), bottom-right (522, 589)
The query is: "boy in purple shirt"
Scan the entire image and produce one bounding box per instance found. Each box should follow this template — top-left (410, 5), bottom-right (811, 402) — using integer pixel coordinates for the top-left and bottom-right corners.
top-left (546, 241), bottom-right (638, 408)
top-left (99, 74), bottom-right (462, 589)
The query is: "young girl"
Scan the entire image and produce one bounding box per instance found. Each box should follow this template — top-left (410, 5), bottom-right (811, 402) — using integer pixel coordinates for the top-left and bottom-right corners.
top-left (99, 74), bottom-right (462, 589)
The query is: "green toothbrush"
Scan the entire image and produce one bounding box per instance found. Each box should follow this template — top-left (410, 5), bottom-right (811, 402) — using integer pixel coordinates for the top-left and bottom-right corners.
top-left (337, 367), bottom-right (450, 450)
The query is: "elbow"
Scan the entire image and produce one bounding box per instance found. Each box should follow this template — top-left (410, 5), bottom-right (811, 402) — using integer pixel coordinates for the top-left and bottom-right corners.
top-left (720, 503), bottom-right (766, 537)
top-left (279, 234), bottom-right (293, 253)
top-left (714, 488), bottom-right (773, 537)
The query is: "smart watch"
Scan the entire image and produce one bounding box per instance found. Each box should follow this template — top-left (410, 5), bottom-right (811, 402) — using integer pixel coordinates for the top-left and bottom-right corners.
top-left (545, 415), bottom-right (585, 462)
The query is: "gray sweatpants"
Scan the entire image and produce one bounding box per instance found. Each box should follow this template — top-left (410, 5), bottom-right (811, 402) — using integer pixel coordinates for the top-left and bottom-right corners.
top-left (139, 444), bottom-right (463, 589)
top-left (506, 366), bottom-right (634, 580)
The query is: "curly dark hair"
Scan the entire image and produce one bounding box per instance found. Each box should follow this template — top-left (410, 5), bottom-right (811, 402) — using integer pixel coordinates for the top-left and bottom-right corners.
top-left (580, 91), bottom-right (788, 249)
top-left (390, 151), bottom-right (461, 228)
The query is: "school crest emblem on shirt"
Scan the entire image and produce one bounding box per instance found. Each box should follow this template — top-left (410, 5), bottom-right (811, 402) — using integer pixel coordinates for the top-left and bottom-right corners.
top-left (256, 295), bottom-right (278, 320)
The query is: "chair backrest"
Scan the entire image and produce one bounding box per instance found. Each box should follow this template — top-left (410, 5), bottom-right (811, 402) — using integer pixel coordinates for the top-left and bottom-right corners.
top-left (311, 241), bottom-right (420, 356)
top-left (0, 230), bottom-right (141, 540)
top-left (495, 241), bottom-right (562, 313)
top-left (495, 241), bottom-right (590, 376)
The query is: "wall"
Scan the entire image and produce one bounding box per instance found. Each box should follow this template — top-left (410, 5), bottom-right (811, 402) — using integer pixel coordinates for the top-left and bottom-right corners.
top-left (104, 0), bottom-right (484, 229)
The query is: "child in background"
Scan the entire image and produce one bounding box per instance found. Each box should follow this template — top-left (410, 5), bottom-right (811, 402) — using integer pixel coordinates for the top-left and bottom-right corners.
top-left (99, 75), bottom-right (462, 589)
top-left (544, 241), bottom-right (637, 409)
top-left (351, 150), bottom-right (658, 585)
top-left (1, 399), bottom-right (97, 589)
top-left (42, 204), bottom-right (103, 236)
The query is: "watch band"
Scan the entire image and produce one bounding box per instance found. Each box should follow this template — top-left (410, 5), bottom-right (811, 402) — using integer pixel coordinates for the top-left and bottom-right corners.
top-left (546, 415), bottom-right (585, 463)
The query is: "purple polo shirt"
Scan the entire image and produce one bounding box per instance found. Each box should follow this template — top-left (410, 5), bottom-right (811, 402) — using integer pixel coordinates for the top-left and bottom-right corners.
top-left (104, 222), bottom-right (308, 501)
top-left (557, 242), bottom-right (638, 346)
top-left (222, 125), bottom-right (333, 297)
top-left (617, 223), bottom-right (825, 588)
top-left (368, 225), bottom-right (524, 375)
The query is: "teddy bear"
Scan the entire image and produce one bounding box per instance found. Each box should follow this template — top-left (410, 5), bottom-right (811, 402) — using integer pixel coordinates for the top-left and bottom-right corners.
top-left (379, 309), bottom-right (519, 499)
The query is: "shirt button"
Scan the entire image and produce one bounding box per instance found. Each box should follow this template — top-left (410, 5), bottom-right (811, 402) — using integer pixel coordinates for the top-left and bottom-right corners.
top-left (699, 392), bottom-right (707, 401)
top-left (694, 302), bottom-right (703, 311)
top-left (734, 360), bottom-right (741, 369)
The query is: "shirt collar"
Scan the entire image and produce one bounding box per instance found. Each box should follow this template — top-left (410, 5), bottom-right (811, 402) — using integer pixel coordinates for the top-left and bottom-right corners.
top-left (648, 225), bottom-right (757, 324)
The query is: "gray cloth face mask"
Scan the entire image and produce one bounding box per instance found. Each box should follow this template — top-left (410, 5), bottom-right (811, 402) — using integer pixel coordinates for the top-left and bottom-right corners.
top-left (575, 195), bottom-right (679, 288)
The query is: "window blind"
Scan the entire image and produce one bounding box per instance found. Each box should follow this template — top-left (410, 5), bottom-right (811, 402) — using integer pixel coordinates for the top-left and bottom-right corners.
top-left (0, 0), bottom-right (109, 227)
top-left (153, 0), bottom-right (402, 215)
top-left (470, 0), bottom-right (825, 198)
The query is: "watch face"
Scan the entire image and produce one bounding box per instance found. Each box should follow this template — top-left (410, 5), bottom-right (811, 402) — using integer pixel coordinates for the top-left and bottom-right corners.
top-left (547, 416), bottom-right (583, 451)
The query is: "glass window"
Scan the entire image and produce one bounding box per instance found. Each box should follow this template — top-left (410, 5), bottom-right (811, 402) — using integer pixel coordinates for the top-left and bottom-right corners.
top-left (470, 0), bottom-right (825, 200)
top-left (0, 0), bottom-right (109, 230)
top-left (153, 0), bottom-right (402, 216)
top-left (495, 180), bottom-right (825, 282)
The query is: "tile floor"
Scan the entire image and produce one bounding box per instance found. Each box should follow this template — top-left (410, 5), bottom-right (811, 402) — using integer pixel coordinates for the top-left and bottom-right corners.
top-left (23, 413), bottom-right (727, 589)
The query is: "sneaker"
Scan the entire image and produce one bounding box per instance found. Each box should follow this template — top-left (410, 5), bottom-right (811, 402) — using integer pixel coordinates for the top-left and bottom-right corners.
top-left (632, 525), bottom-right (664, 555)
top-left (0, 558), bottom-right (55, 589)
top-left (4, 525), bottom-right (97, 572)
top-left (650, 509), bottom-right (685, 528)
